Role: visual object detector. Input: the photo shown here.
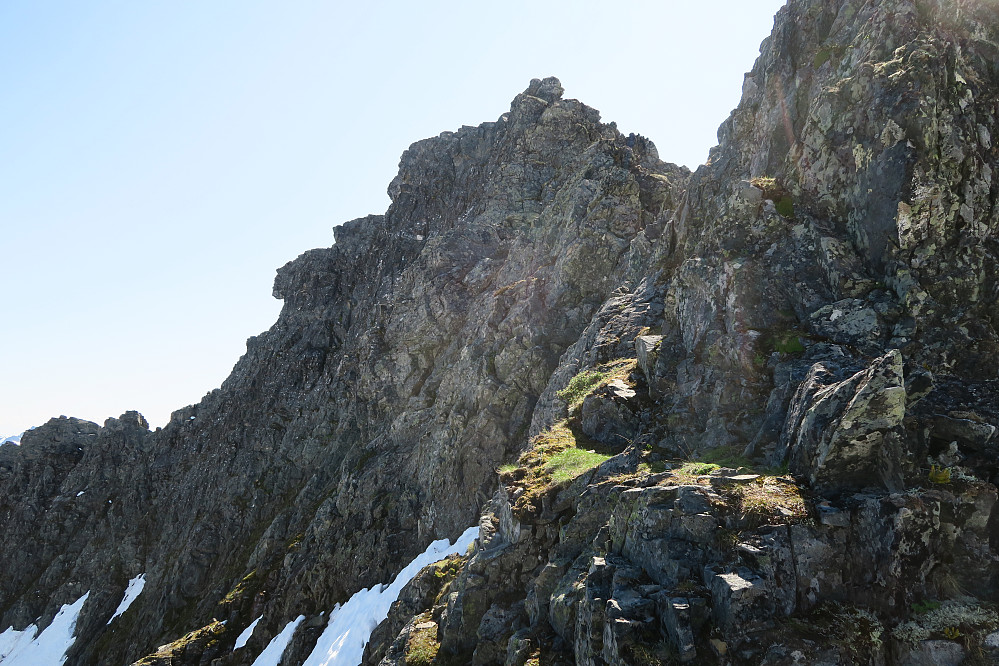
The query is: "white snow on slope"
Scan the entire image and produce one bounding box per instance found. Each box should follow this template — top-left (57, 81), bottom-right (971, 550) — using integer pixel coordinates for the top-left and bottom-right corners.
top-left (107, 574), bottom-right (146, 625)
top-left (234, 615), bottom-right (262, 650)
top-left (0, 628), bottom-right (33, 663)
top-left (250, 615), bottom-right (304, 666)
top-left (301, 525), bottom-right (479, 666)
top-left (0, 435), bottom-right (20, 446)
top-left (0, 592), bottom-right (89, 665)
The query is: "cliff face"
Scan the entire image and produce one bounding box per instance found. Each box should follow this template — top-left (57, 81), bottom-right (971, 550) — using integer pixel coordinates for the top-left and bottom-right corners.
top-left (0, 78), bottom-right (686, 665)
top-left (2, 0), bottom-right (999, 664)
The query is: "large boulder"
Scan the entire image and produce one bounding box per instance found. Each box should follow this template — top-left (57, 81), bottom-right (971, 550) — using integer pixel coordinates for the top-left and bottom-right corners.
top-left (781, 350), bottom-right (910, 493)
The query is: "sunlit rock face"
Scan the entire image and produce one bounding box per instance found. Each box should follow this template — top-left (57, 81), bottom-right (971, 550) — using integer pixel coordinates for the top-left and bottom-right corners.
top-left (364, 0), bottom-right (999, 663)
top-left (2, 0), bottom-right (999, 664)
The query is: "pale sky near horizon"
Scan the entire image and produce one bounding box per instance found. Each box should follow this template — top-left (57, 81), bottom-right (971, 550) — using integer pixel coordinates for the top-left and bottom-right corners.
top-left (0, 0), bottom-right (787, 437)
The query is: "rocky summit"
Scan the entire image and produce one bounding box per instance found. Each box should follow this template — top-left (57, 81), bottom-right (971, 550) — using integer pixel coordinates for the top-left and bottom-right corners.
top-left (3, 0), bottom-right (999, 664)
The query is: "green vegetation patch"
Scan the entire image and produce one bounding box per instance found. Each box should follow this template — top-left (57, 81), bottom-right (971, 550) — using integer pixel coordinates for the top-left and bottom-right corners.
top-left (645, 461), bottom-right (724, 487)
top-left (699, 446), bottom-right (754, 469)
top-left (698, 445), bottom-right (789, 475)
top-left (750, 176), bottom-right (795, 218)
top-left (557, 358), bottom-right (637, 412)
top-left (133, 620), bottom-right (227, 665)
top-left (788, 603), bottom-right (885, 660)
top-left (504, 420), bottom-right (611, 519)
top-left (606, 460), bottom-right (669, 485)
top-left (814, 44), bottom-right (847, 69)
top-left (628, 640), bottom-right (678, 665)
top-left (661, 451), bottom-right (807, 527)
top-left (912, 600), bottom-right (942, 614)
top-left (219, 570), bottom-right (258, 607)
top-left (771, 330), bottom-right (805, 354)
top-left (775, 195), bottom-right (795, 218)
top-left (517, 420), bottom-right (577, 467)
top-left (432, 554), bottom-right (467, 605)
top-left (547, 447), bottom-right (613, 483)
top-left (678, 461), bottom-right (720, 476)
top-left (433, 554), bottom-right (465, 580)
top-left (405, 613), bottom-right (440, 666)
top-left (728, 476), bottom-right (809, 526)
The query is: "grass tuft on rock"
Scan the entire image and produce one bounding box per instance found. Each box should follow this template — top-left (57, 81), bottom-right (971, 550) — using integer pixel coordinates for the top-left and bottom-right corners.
top-left (749, 176), bottom-right (794, 217)
top-left (667, 461), bottom-right (720, 485)
top-left (547, 447), bottom-right (612, 483)
top-left (218, 569), bottom-right (259, 608)
top-left (698, 446), bottom-right (754, 469)
top-left (557, 358), bottom-right (637, 412)
top-left (405, 613), bottom-right (440, 666)
top-left (506, 420), bottom-right (611, 519)
top-left (772, 330), bottom-right (805, 354)
top-left (728, 476), bottom-right (809, 526)
top-left (133, 621), bottom-right (227, 665)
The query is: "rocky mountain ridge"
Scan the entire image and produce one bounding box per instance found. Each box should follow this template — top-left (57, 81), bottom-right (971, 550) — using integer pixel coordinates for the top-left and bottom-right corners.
top-left (2, 0), bottom-right (999, 664)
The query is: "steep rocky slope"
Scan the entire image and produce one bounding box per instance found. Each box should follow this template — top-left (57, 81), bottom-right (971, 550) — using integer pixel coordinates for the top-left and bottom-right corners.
top-left (0, 77), bottom-right (685, 665)
top-left (359, 0), bottom-right (999, 663)
top-left (2, 0), bottom-right (999, 664)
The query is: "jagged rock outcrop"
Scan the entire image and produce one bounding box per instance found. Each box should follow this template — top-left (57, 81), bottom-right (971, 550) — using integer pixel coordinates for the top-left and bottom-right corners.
top-left (360, 0), bottom-right (999, 664)
top-left (366, 452), bottom-right (997, 664)
top-left (780, 349), bottom-right (910, 493)
top-left (2, 0), bottom-right (999, 664)
top-left (0, 77), bottom-right (686, 665)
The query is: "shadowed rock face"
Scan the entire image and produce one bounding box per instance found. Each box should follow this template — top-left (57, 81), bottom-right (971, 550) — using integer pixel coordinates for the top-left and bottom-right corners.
top-left (3, 0), bottom-right (999, 664)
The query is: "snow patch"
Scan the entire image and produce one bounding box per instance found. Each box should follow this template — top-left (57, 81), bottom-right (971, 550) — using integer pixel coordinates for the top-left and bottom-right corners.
top-left (0, 592), bottom-right (89, 665)
top-left (0, 435), bottom-right (20, 446)
top-left (301, 525), bottom-right (478, 666)
top-left (0, 628), bottom-right (34, 663)
top-left (250, 615), bottom-right (304, 666)
top-left (107, 575), bottom-right (146, 625)
top-left (234, 615), bottom-right (262, 650)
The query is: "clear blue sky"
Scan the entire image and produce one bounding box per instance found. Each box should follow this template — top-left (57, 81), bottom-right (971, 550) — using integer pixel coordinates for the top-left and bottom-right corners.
top-left (0, 0), bottom-right (786, 437)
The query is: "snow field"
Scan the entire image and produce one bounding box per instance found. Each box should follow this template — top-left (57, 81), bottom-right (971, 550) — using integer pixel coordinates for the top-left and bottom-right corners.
top-left (0, 592), bottom-right (90, 665)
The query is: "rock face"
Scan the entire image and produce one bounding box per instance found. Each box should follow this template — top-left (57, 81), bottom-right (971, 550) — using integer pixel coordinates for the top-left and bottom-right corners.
top-left (2, 0), bottom-right (999, 664)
